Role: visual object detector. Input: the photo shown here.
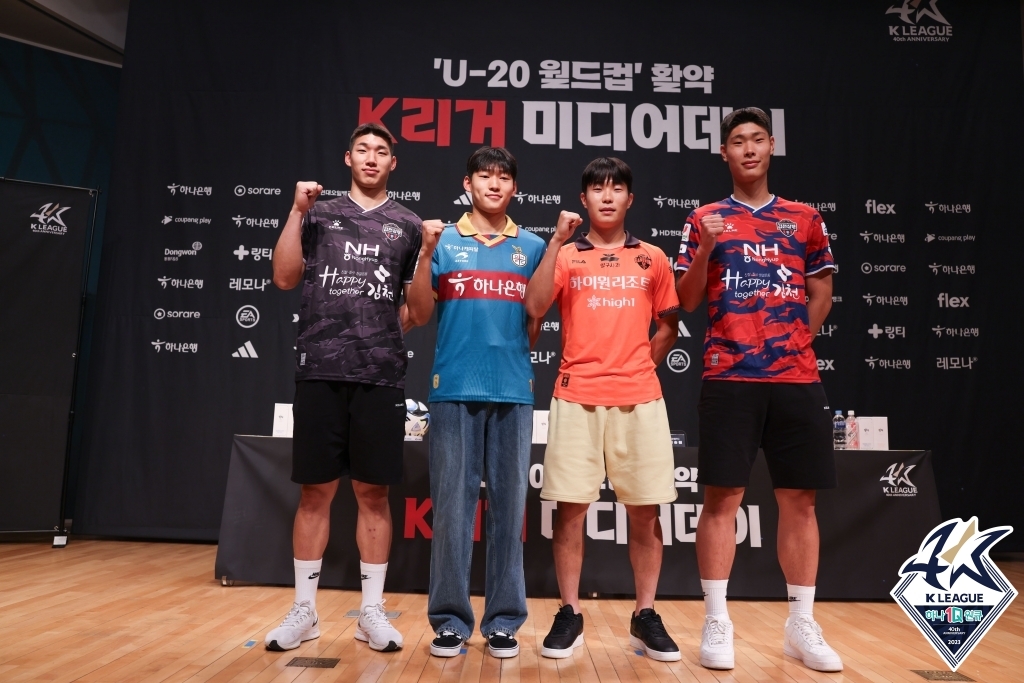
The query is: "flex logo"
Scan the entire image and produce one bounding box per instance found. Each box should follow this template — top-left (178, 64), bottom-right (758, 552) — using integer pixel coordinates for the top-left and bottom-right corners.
top-left (892, 518), bottom-right (1016, 671)
top-left (937, 293), bottom-right (969, 308)
top-left (865, 199), bottom-right (896, 214)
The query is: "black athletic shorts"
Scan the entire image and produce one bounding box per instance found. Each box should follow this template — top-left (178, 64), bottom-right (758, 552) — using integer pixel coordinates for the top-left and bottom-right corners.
top-left (697, 380), bottom-right (836, 490)
top-left (291, 380), bottom-right (406, 485)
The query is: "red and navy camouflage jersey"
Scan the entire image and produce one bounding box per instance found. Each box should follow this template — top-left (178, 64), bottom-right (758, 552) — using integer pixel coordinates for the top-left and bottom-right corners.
top-left (676, 196), bottom-right (835, 383)
top-left (296, 195), bottom-right (421, 387)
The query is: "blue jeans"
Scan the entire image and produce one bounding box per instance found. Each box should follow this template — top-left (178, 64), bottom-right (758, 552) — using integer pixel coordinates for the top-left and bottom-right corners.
top-left (427, 402), bottom-right (532, 639)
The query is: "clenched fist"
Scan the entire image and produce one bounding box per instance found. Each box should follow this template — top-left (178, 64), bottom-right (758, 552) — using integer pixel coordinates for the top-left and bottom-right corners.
top-left (420, 219), bottom-right (445, 252)
top-left (554, 210), bottom-right (583, 243)
top-left (292, 181), bottom-right (323, 214)
top-left (698, 213), bottom-right (726, 254)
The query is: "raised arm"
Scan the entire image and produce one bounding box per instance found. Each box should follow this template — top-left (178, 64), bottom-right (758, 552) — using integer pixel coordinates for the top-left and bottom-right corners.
top-left (524, 210), bottom-right (581, 319)
top-left (404, 220), bottom-right (445, 327)
top-left (675, 213), bottom-right (724, 312)
top-left (273, 182), bottom-right (321, 290)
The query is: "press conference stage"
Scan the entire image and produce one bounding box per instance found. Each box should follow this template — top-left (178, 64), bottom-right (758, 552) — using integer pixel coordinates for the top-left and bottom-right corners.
top-left (1, 541), bottom-right (1021, 683)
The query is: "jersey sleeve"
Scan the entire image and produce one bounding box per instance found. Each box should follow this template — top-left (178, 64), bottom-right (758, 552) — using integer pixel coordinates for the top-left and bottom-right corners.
top-left (430, 239), bottom-right (441, 296)
top-left (806, 213), bottom-right (836, 276)
top-left (401, 220), bottom-right (422, 284)
top-left (652, 249), bottom-right (681, 318)
top-left (552, 245), bottom-right (568, 306)
top-left (674, 212), bottom-right (700, 271)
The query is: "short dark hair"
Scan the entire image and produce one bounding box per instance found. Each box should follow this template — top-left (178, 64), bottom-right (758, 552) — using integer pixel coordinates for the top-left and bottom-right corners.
top-left (466, 146), bottom-right (517, 181)
top-left (581, 157), bottom-right (632, 194)
top-left (721, 108), bottom-right (772, 141)
top-left (349, 122), bottom-right (395, 152)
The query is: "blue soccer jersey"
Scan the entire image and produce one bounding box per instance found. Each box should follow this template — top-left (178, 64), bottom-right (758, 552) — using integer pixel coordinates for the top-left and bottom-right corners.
top-left (429, 214), bottom-right (546, 404)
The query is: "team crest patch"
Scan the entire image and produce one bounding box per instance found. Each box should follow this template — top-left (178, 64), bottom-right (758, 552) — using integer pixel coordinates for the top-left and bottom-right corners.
top-left (381, 223), bottom-right (402, 241)
top-left (511, 245), bottom-right (527, 267)
top-left (776, 219), bottom-right (797, 236)
top-left (891, 517), bottom-right (1017, 672)
top-left (634, 254), bottom-right (652, 270)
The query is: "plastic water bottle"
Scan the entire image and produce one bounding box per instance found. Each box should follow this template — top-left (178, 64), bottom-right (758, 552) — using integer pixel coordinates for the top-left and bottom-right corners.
top-left (846, 410), bottom-right (860, 450)
top-left (832, 410), bottom-right (846, 450)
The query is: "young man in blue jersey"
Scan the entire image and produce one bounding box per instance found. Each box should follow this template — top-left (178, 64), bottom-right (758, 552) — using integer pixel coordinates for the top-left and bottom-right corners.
top-left (406, 147), bottom-right (546, 659)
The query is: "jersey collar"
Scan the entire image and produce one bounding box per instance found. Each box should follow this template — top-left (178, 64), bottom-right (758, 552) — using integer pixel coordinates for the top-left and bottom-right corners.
top-left (455, 212), bottom-right (519, 247)
top-left (575, 231), bottom-right (641, 251)
top-left (728, 194), bottom-right (777, 214)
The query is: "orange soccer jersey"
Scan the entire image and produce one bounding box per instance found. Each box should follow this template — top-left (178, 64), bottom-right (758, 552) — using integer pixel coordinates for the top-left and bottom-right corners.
top-left (551, 232), bottom-right (679, 406)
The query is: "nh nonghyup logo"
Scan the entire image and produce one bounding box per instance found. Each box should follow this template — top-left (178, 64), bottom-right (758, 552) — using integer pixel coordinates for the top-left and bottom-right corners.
top-left (892, 518), bottom-right (1016, 671)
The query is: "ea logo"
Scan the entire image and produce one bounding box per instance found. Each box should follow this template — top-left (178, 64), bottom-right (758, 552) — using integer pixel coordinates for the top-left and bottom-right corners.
top-left (666, 349), bottom-right (690, 373)
top-left (234, 185), bottom-right (245, 196)
top-left (153, 308), bottom-right (166, 320)
top-left (236, 305), bottom-right (260, 328)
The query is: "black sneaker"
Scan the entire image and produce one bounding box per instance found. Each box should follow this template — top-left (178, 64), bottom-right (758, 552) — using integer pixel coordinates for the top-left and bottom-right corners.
top-left (629, 608), bottom-right (681, 662)
top-left (429, 630), bottom-right (464, 658)
top-left (541, 605), bottom-right (584, 659)
top-left (487, 631), bottom-right (520, 658)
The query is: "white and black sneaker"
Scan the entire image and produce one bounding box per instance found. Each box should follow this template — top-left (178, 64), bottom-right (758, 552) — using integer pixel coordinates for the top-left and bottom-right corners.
top-left (487, 632), bottom-right (519, 658)
top-left (540, 605), bottom-right (584, 659)
top-left (355, 600), bottom-right (403, 652)
top-left (430, 630), bottom-right (464, 657)
top-left (265, 601), bottom-right (320, 651)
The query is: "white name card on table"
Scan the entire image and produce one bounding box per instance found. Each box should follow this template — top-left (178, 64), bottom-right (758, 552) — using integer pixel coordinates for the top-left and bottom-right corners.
top-left (272, 403), bottom-right (294, 438)
top-left (857, 418), bottom-right (876, 450)
top-left (533, 410), bottom-right (549, 444)
top-left (871, 416), bottom-right (889, 450)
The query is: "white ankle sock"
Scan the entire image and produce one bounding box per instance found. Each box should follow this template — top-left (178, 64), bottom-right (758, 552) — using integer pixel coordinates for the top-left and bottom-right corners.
top-left (701, 579), bottom-right (729, 619)
top-left (787, 584), bottom-right (815, 616)
top-left (294, 558), bottom-right (322, 608)
top-left (360, 561), bottom-right (387, 610)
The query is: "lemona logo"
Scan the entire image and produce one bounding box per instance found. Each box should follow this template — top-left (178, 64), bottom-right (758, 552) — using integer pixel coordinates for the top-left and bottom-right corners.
top-left (886, 0), bottom-right (952, 42)
top-left (892, 518), bottom-right (1016, 671)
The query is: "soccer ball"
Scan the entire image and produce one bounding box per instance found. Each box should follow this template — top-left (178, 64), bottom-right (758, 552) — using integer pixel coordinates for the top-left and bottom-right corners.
top-left (405, 399), bottom-right (430, 440)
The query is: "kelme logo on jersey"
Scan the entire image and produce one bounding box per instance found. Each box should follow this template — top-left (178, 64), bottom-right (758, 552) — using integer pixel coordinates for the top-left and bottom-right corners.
top-left (510, 245), bottom-right (527, 267)
top-left (381, 222), bottom-right (402, 241)
top-left (892, 518), bottom-right (1016, 672)
top-left (775, 219), bottom-right (797, 237)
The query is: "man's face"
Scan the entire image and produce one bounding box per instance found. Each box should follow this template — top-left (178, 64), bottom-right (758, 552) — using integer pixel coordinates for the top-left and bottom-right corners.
top-left (721, 122), bottom-right (774, 183)
top-left (345, 134), bottom-right (396, 188)
top-left (463, 166), bottom-right (516, 214)
top-left (580, 180), bottom-right (633, 229)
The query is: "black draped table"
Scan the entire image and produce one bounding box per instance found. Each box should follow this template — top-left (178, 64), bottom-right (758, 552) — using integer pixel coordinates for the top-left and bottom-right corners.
top-left (214, 436), bottom-right (940, 599)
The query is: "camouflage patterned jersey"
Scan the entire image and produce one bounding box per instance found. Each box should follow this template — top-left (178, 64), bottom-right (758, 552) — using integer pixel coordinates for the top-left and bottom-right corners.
top-left (295, 195), bottom-right (422, 387)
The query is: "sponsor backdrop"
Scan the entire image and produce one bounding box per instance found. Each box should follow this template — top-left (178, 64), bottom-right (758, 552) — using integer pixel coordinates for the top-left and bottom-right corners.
top-left (0, 179), bottom-right (95, 532)
top-left (76, 0), bottom-right (1023, 553)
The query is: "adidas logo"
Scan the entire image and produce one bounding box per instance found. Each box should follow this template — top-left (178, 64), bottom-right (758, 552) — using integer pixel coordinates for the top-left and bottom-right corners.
top-left (308, 572), bottom-right (320, 579)
top-left (453, 191), bottom-right (472, 206)
top-left (232, 341), bottom-right (258, 358)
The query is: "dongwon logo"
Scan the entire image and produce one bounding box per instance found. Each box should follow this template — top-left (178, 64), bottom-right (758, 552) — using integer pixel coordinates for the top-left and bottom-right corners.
top-left (891, 517), bottom-right (1016, 671)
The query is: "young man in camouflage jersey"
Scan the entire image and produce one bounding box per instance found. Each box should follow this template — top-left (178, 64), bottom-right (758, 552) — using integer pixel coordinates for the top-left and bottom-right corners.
top-left (266, 122), bottom-right (442, 653)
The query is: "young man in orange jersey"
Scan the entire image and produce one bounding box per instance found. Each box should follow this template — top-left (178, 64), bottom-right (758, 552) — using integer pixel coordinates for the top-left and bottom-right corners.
top-left (525, 157), bottom-right (681, 661)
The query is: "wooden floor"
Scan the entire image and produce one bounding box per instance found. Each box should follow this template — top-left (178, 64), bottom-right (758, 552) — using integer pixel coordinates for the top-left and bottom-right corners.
top-left (1, 542), bottom-right (1022, 682)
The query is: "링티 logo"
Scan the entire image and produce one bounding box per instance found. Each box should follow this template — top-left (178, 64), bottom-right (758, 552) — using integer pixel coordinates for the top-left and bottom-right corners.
top-left (891, 517), bottom-right (1016, 671)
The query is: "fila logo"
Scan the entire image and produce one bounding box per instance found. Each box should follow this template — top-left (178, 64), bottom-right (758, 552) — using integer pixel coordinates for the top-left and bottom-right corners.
top-left (231, 341), bottom-right (258, 358)
top-left (865, 199), bottom-right (896, 214)
top-left (937, 293), bottom-right (969, 308)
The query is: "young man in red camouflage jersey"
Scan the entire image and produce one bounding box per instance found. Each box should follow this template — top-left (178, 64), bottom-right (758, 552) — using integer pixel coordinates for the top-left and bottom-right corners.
top-left (676, 108), bottom-right (842, 673)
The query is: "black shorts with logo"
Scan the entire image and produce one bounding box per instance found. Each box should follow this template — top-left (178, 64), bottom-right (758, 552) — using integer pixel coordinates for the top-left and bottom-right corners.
top-left (292, 380), bottom-right (406, 485)
top-left (697, 380), bottom-right (836, 490)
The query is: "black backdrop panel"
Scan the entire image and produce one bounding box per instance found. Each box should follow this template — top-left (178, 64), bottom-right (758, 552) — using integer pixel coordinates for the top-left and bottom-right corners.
top-left (0, 180), bottom-right (93, 531)
top-left (78, 1), bottom-right (1024, 546)
top-left (215, 437), bottom-right (941, 599)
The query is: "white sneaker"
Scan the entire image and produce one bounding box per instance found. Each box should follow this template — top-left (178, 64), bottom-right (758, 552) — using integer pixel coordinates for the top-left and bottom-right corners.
top-left (265, 601), bottom-right (320, 651)
top-left (699, 615), bottom-right (734, 669)
top-left (355, 600), bottom-right (403, 652)
top-left (784, 614), bottom-right (843, 672)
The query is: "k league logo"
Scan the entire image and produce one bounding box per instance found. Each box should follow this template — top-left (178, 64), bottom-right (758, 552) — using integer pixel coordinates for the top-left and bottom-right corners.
top-left (891, 518), bottom-right (1016, 671)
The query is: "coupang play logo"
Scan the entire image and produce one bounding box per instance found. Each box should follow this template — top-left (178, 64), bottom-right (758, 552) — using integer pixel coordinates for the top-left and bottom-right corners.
top-left (891, 517), bottom-right (1016, 671)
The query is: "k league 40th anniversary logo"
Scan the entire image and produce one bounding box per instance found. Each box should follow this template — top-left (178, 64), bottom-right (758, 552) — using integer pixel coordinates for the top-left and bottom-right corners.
top-left (891, 518), bottom-right (1016, 671)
